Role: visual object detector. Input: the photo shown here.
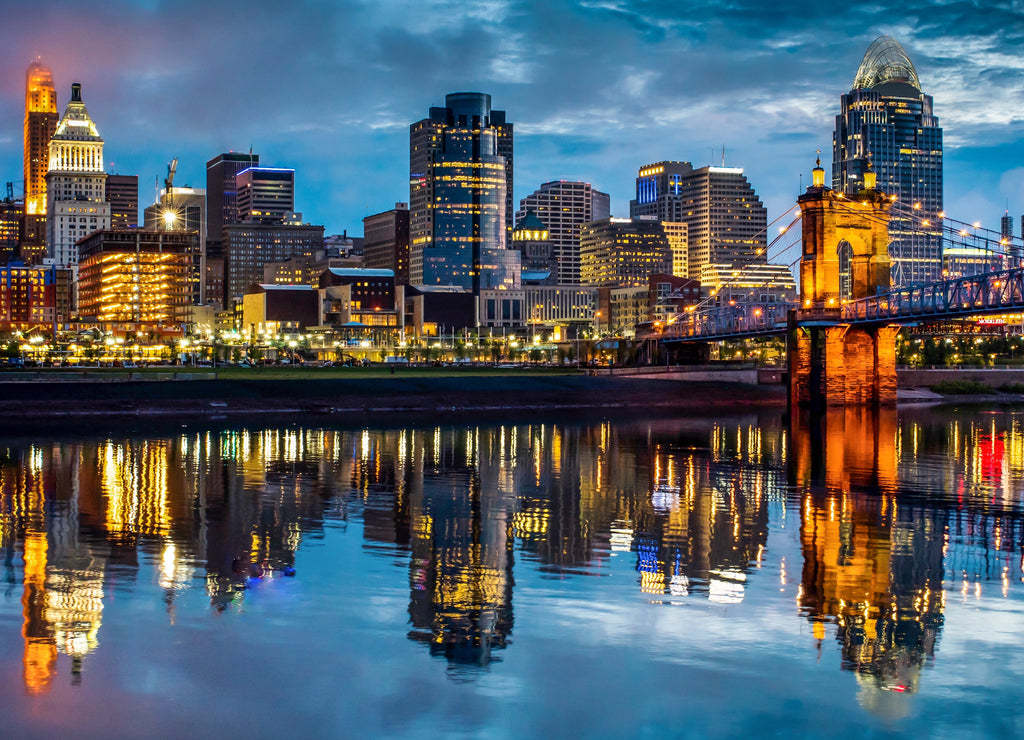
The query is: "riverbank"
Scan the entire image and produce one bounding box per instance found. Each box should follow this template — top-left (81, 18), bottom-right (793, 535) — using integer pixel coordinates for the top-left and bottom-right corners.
top-left (0, 373), bottom-right (788, 430)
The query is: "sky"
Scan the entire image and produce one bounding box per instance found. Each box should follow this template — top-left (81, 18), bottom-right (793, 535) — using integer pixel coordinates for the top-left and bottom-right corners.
top-left (1, 0), bottom-right (1023, 261)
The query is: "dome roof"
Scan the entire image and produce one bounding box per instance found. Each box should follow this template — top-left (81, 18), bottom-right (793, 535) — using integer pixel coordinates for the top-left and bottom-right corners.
top-left (853, 36), bottom-right (921, 91)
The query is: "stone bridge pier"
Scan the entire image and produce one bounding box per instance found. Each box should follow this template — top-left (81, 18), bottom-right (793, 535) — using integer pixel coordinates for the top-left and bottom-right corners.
top-left (788, 317), bottom-right (900, 407)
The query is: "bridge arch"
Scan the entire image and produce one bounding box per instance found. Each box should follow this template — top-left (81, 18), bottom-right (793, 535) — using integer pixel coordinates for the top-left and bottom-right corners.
top-left (837, 240), bottom-right (853, 302)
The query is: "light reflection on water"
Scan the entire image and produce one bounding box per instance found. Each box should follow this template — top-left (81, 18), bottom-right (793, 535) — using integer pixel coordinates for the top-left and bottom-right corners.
top-left (1, 408), bottom-right (1024, 736)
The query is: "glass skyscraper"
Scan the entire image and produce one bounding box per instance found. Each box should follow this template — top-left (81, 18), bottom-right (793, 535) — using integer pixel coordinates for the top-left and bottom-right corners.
top-left (833, 36), bottom-right (943, 287)
top-left (409, 93), bottom-right (517, 291)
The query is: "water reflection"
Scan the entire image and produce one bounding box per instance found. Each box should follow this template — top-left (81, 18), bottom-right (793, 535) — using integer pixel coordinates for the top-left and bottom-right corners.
top-left (1, 407), bottom-right (1024, 707)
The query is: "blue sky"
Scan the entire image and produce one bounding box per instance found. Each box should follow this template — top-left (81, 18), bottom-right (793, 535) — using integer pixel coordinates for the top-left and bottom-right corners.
top-left (1, 0), bottom-right (1022, 252)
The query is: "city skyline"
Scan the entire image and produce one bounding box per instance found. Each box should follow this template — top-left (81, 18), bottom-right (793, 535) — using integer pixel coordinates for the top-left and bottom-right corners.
top-left (0, 3), bottom-right (1021, 248)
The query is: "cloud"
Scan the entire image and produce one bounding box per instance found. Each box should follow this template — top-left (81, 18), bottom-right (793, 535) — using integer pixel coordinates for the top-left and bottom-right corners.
top-left (0, 0), bottom-right (1020, 233)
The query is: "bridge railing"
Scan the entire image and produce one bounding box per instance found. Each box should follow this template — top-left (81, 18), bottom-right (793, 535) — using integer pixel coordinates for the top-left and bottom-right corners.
top-left (843, 267), bottom-right (1024, 323)
top-left (662, 302), bottom-right (794, 340)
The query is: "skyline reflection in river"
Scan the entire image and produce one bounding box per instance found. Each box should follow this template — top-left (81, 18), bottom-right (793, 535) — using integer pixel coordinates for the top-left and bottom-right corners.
top-left (2, 408), bottom-right (1024, 737)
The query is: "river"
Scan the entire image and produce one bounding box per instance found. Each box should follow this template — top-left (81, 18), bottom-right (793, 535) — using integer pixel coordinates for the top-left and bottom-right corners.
top-left (1, 406), bottom-right (1022, 738)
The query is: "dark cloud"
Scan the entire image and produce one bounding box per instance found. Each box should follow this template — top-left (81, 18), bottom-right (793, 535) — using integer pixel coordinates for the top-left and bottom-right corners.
top-left (0, 0), bottom-right (1021, 235)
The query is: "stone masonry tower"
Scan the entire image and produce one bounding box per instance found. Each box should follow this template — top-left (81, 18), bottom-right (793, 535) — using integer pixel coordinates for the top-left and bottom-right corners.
top-left (789, 159), bottom-right (901, 407)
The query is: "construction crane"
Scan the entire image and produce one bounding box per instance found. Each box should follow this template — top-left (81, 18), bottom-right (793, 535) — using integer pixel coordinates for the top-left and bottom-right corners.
top-left (161, 158), bottom-right (178, 230)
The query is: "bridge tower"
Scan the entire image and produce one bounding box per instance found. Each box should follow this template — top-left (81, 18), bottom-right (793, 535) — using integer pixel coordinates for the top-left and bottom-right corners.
top-left (789, 160), bottom-right (901, 407)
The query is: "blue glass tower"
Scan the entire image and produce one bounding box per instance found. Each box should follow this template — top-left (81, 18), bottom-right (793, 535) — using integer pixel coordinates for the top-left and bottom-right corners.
top-left (833, 36), bottom-right (943, 287)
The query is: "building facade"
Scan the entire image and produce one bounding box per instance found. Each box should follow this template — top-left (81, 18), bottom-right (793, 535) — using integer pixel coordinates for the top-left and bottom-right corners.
top-left (517, 181), bottom-right (610, 285)
top-left (409, 92), bottom-right (514, 287)
top-left (0, 200), bottom-right (23, 264)
top-left (22, 60), bottom-right (58, 263)
top-left (45, 83), bottom-right (111, 270)
top-left (512, 211), bottom-right (557, 284)
top-left (105, 174), bottom-right (138, 230)
top-left (222, 223), bottom-right (324, 303)
top-left (630, 162), bottom-right (767, 281)
top-left (524, 285), bottom-right (598, 329)
top-left (235, 167), bottom-right (295, 224)
top-left (363, 203), bottom-right (410, 284)
top-left (143, 186), bottom-right (207, 305)
top-left (0, 262), bottom-right (69, 329)
top-left (77, 230), bottom-right (196, 325)
top-left (833, 36), bottom-right (943, 286)
top-left (580, 218), bottom-right (686, 288)
top-left (205, 152), bottom-right (259, 252)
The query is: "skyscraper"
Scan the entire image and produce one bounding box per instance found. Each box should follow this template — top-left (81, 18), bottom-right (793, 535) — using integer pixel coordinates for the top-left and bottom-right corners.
top-left (205, 152), bottom-right (258, 307)
top-left (45, 83), bottom-right (111, 271)
top-left (205, 152), bottom-right (259, 249)
top-left (833, 36), bottom-right (943, 287)
top-left (630, 162), bottom-right (767, 281)
top-left (234, 167), bottom-right (295, 224)
top-left (409, 93), bottom-right (514, 288)
top-left (517, 181), bottom-right (610, 285)
top-left (22, 60), bottom-right (58, 263)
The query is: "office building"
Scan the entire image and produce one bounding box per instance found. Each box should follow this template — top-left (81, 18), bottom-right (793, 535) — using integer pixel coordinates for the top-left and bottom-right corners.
top-left (363, 203), bottom-right (410, 284)
top-left (205, 152), bottom-right (259, 250)
top-left (0, 200), bottom-right (23, 264)
top-left (22, 60), bottom-right (58, 263)
top-left (235, 167), bottom-right (294, 224)
top-left (77, 230), bottom-right (196, 325)
top-left (262, 248), bottom-right (352, 285)
top-left (630, 162), bottom-right (767, 280)
top-left (517, 181), bottom-right (610, 285)
top-left (409, 92), bottom-right (514, 287)
top-left (106, 174), bottom-right (138, 230)
top-left (45, 83), bottom-right (111, 270)
top-left (512, 211), bottom-right (557, 284)
top-left (834, 36), bottom-right (943, 286)
top-left (222, 222), bottom-right (324, 302)
top-left (523, 285), bottom-right (598, 332)
top-left (580, 217), bottom-right (686, 288)
top-left (701, 262), bottom-right (797, 304)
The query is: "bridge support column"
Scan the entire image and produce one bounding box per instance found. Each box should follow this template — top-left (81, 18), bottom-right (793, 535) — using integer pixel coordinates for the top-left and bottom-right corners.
top-left (873, 326), bottom-right (901, 406)
top-left (788, 320), bottom-right (900, 407)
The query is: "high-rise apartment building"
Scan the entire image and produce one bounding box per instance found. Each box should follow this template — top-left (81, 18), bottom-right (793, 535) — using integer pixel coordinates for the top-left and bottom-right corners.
top-left (517, 181), bottom-right (610, 285)
top-left (106, 174), bottom-right (138, 230)
top-left (580, 217), bottom-right (686, 288)
top-left (45, 83), bottom-right (111, 270)
top-left (833, 36), bottom-right (943, 287)
top-left (409, 92), bottom-right (514, 288)
top-left (630, 162), bottom-right (767, 281)
top-left (363, 203), bottom-right (410, 284)
top-left (22, 60), bottom-right (58, 263)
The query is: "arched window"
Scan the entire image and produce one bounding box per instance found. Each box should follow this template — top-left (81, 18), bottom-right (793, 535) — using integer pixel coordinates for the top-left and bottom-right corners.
top-left (837, 240), bottom-right (853, 301)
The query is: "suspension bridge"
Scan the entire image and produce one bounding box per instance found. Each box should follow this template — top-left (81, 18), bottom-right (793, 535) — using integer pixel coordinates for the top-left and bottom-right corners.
top-left (653, 161), bottom-right (1024, 407)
